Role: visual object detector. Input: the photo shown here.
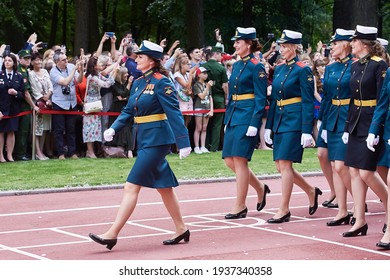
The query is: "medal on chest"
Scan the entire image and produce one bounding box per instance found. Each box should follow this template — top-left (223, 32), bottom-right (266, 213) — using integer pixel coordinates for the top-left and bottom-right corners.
top-left (143, 84), bottom-right (155, 95)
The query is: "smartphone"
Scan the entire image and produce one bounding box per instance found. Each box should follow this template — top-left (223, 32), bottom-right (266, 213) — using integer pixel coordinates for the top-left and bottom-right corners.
top-left (106, 32), bottom-right (115, 38)
top-left (267, 33), bottom-right (275, 39)
top-left (4, 45), bottom-right (11, 56)
top-left (40, 42), bottom-right (48, 49)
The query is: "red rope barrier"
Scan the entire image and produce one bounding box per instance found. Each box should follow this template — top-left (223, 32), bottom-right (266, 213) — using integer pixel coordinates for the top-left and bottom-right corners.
top-left (1, 105), bottom-right (321, 119)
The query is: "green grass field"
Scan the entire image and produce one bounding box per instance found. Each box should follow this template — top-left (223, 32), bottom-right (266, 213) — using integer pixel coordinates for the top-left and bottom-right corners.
top-left (0, 148), bottom-right (321, 191)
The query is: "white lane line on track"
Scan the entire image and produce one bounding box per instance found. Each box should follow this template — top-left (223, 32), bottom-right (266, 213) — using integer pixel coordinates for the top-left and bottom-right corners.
top-left (0, 190), bottom-right (381, 217)
top-left (1, 213), bottom-right (389, 259)
top-left (200, 215), bottom-right (390, 258)
top-left (49, 228), bottom-right (91, 240)
top-left (0, 243), bottom-right (50, 260)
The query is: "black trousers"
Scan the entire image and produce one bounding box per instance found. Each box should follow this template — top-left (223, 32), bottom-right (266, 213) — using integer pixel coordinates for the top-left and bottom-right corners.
top-left (52, 103), bottom-right (78, 157)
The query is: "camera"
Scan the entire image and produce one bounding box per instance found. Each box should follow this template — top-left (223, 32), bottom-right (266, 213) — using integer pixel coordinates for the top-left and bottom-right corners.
top-left (62, 86), bottom-right (70, 95)
top-left (267, 33), bottom-right (275, 39)
top-left (40, 42), bottom-right (48, 49)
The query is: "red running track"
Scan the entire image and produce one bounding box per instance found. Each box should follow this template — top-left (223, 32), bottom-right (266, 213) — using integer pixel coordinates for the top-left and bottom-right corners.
top-left (0, 175), bottom-right (389, 260)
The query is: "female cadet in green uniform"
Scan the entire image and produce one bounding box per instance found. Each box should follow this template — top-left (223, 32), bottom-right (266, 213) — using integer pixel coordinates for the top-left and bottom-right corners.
top-left (320, 29), bottom-right (355, 227)
top-left (264, 30), bottom-right (322, 223)
top-left (222, 27), bottom-right (270, 219)
top-left (367, 67), bottom-right (390, 249)
top-left (89, 40), bottom-right (192, 250)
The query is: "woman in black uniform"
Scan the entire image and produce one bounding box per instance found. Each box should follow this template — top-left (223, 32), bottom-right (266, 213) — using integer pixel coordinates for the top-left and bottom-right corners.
top-left (342, 25), bottom-right (388, 237)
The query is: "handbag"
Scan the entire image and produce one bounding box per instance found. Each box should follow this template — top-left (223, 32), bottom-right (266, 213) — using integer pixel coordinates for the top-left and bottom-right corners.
top-left (102, 145), bottom-right (127, 158)
top-left (177, 88), bottom-right (191, 102)
top-left (36, 99), bottom-right (52, 110)
top-left (83, 77), bottom-right (103, 114)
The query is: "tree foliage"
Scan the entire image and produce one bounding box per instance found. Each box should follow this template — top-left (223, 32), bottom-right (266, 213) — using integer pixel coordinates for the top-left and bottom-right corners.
top-left (0, 0), bottom-right (389, 56)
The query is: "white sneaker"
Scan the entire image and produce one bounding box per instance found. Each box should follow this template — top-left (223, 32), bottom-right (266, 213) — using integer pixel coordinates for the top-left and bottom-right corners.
top-left (194, 147), bottom-right (203, 154)
top-left (200, 147), bottom-right (210, 153)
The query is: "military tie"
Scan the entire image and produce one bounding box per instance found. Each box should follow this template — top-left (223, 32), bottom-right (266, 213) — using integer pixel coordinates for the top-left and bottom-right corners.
top-left (7, 73), bottom-right (12, 81)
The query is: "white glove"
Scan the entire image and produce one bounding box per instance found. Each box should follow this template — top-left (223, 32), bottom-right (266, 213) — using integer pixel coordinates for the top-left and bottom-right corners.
top-left (264, 129), bottom-right (273, 145)
top-left (103, 128), bottom-right (115, 142)
top-left (341, 132), bottom-right (349, 144)
top-left (366, 133), bottom-right (379, 152)
top-left (179, 147), bottom-right (192, 159)
top-left (321, 129), bottom-right (328, 143)
top-left (316, 120), bottom-right (322, 131)
top-left (224, 125), bottom-right (227, 133)
top-left (301, 133), bottom-right (313, 148)
top-left (246, 126), bottom-right (258, 137)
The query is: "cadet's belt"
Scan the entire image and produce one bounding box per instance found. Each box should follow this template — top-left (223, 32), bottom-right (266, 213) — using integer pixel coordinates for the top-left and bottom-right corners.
top-left (276, 97), bottom-right (302, 107)
top-left (134, 113), bottom-right (167, 124)
top-left (232, 93), bottom-right (255, 101)
top-left (353, 99), bottom-right (377, 107)
top-left (332, 98), bottom-right (350, 106)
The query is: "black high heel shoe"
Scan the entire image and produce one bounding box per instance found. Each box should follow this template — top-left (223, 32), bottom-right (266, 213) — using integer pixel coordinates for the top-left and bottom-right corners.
top-left (322, 195), bottom-right (336, 207)
top-left (350, 216), bottom-right (356, 225)
top-left (342, 224), bottom-right (368, 237)
top-left (225, 208), bottom-right (248, 219)
top-left (267, 211), bottom-right (291, 224)
top-left (383, 224), bottom-right (387, 234)
top-left (309, 187), bottom-right (323, 215)
top-left (89, 233), bottom-right (117, 250)
top-left (376, 241), bottom-right (390, 250)
top-left (163, 229), bottom-right (190, 245)
top-left (326, 213), bottom-right (352, 226)
top-left (257, 184), bottom-right (271, 211)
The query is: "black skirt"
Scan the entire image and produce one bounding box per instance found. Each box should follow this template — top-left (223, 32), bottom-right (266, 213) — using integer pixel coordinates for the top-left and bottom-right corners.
top-left (345, 132), bottom-right (384, 171)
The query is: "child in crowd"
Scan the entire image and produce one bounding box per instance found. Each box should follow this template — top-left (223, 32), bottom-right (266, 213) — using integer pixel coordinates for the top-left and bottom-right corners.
top-left (192, 67), bottom-right (213, 154)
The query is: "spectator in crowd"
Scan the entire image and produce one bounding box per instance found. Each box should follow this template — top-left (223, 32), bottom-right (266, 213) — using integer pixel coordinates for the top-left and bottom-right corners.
top-left (222, 27), bottom-right (270, 219)
top-left (124, 43), bottom-right (142, 80)
top-left (264, 30), bottom-right (322, 223)
top-left (50, 51), bottom-right (83, 159)
top-left (173, 55), bottom-right (196, 127)
top-left (83, 56), bottom-right (117, 158)
top-left (42, 49), bottom-right (55, 72)
top-left (89, 40), bottom-right (191, 250)
top-left (75, 65), bottom-right (88, 157)
top-left (299, 53), bottom-right (312, 67)
top-left (0, 54), bottom-right (25, 163)
top-left (29, 52), bottom-right (53, 160)
top-left (202, 46), bottom-right (229, 152)
top-left (14, 49), bottom-right (39, 161)
top-left (342, 25), bottom-right (388, 237)
top-left (192, 67), bottom-right (213, 154)
top-left (187, 47), bottom-right (202, 68)
top-left (312, 59), bottom-right (327, 142)
top-left (107, 66), bottom-right (134, 158)
top-left (98, 53), bottom-right (115, 139)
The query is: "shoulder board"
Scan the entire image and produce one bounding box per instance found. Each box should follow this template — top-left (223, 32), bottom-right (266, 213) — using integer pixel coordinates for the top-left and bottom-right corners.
top-left (352, 58), bottom-right (359, 63)
top-left (370, 56), bottom-right (382, 62)
top-left (153, 72), bottom-right (163, 80)
top-left (296, 61), bottom-right (306, 68)
top-left (250, 58), bottom-right (259, 65)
